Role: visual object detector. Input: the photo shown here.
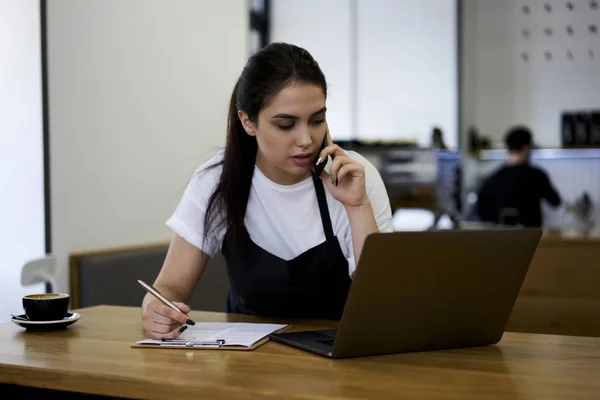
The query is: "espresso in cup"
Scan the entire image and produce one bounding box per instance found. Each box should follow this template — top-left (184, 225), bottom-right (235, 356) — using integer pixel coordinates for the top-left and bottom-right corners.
top-left (23, 293), bottom-right (70, 321)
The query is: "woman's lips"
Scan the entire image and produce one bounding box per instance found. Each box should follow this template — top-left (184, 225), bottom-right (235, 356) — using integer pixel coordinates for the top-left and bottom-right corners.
top-left (291, 154), bottom-right (312, 166)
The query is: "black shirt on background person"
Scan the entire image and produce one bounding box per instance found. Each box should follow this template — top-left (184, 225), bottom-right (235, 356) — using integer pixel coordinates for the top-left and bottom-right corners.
top-left (476, 127), bottom-right (561, 227)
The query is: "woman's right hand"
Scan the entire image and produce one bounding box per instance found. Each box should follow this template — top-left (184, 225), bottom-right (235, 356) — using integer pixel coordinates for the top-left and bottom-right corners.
top-left (142, 299), bottom-right (193, 339)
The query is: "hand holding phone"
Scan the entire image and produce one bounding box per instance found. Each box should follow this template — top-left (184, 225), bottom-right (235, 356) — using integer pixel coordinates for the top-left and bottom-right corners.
top-left (313, 131), bottom-right (368, 198)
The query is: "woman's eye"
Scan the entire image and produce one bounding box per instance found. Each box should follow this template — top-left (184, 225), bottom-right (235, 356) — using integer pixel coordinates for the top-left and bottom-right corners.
top-left (277, 119), bottom-right (324, 130)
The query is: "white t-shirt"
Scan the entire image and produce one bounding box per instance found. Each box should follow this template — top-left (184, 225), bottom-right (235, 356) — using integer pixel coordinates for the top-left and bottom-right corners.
top-left (166, 149), bottom-right (393, 276)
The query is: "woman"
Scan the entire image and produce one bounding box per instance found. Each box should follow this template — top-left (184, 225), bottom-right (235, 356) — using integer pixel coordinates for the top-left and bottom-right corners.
top-left (142, 43), bottom-right (392, 339)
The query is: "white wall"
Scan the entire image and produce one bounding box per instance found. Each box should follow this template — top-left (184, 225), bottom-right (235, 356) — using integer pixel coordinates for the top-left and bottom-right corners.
top-left (356, 0), bottom-right (458, 147)
top-left (460, 0), bottom-right (478, 150)
top-left (0, 0), bottom-right (45, 319)
top-left (47, 1), bottom-right (249, 294)
top-left (270, 0), bottom-right (458, 146)
top-left (270, 0), bottom-right (353, 140)
top-left (463, 0), bottom-right (600, 147)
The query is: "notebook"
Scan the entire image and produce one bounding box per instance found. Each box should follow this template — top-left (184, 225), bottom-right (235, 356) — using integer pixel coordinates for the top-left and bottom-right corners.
top-left (132, 322), bottom-right (288, 351)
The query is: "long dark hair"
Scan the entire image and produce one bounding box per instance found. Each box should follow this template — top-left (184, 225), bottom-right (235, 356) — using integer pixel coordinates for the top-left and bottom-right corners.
top-left (203, 43), bottom-right (328, 254)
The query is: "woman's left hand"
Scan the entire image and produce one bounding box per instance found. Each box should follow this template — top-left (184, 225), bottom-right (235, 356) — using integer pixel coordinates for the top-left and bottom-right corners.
top-left (314, 133), bottom-right (369, 208)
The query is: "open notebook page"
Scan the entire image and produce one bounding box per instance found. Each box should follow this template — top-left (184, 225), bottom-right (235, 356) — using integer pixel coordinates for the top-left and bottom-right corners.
top-left (136, 322), bottom-right (287, 347)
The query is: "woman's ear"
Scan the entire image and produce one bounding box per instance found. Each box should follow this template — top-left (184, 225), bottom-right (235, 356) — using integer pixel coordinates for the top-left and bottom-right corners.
top-left (238, 110), bottom-right (256, 136)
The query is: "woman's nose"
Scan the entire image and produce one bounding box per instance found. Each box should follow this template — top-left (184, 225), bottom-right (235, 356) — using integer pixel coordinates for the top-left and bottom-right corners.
top-left (296, 127), bottom-right (312, 148)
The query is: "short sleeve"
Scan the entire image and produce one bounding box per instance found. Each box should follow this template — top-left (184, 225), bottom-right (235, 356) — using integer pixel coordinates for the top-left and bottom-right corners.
top-left (363, 155), bottom-right (393, 233)
top-left (343, 151), bottom-right (393, 276)
top-left (165, 151), bottom-right (226, 256)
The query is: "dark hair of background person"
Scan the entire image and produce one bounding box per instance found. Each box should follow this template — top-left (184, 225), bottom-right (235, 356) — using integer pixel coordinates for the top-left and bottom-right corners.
top-left (505, 126), bottom-right (533, 152)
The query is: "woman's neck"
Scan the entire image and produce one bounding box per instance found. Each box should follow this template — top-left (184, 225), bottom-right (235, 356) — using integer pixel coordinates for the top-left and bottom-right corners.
top-left (255, 152), bottom-right (311, 186)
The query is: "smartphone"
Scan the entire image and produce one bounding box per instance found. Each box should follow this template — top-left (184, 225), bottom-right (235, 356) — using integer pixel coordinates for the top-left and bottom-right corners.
top-left (313, 133), bottom-right (329, 177)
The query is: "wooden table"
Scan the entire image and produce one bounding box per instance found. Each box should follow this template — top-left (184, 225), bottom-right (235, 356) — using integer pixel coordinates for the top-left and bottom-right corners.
top-left (1, 306), bottom-right (600, 399)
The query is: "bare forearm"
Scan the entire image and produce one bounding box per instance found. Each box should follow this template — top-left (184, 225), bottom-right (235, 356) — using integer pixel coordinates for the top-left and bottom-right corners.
top-left (140, 234), bottom-right (209, 311)
top-left (345, 200), bottom-right (379, 274)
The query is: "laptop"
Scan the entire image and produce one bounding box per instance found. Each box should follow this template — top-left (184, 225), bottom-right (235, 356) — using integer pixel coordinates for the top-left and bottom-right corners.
top-left (269, 229), bottom-right (542, 358)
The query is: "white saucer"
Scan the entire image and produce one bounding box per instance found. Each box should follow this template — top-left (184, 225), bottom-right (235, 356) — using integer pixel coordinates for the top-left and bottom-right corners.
top-left (11, 312), bottom-right (81, 331)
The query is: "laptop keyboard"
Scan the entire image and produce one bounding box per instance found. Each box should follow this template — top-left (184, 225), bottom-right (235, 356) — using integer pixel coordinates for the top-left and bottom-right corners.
top-left (314, 330), bottom-right (337, 347)
top-left (316, 338), bottom-right (335, 346)
top-left (318, 329), bottom-right (337, 338)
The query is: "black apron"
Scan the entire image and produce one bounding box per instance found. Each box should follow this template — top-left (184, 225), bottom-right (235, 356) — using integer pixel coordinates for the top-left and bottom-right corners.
top-left (221, 174), bottom-right (352, 320)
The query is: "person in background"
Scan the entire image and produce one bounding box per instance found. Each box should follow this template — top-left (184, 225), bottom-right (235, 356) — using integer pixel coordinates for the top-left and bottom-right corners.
top-left (431, 127), bottom-right (448, 150)
top-left (476, 126), bottom-right (561, 227)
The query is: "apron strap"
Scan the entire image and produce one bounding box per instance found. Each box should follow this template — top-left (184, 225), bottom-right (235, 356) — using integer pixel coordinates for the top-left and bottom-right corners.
top-left (312, 175), bottom-right (334, 239)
